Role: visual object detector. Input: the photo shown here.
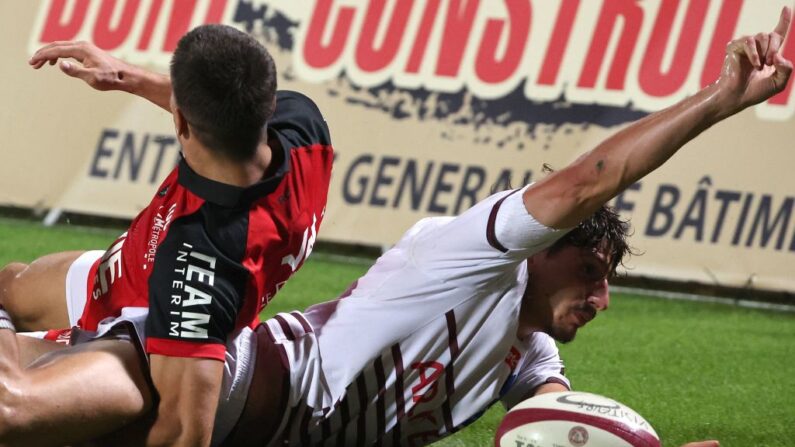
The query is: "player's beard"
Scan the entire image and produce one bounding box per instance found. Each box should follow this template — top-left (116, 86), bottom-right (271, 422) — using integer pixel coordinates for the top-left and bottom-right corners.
top-left (545, 305), bottom-right (591, 343)
top-left (546, 323), bottom-right (577, 344)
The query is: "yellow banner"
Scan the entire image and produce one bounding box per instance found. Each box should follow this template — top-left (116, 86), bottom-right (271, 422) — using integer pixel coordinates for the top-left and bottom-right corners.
top-left (2, 0), bottom-right (794, 292)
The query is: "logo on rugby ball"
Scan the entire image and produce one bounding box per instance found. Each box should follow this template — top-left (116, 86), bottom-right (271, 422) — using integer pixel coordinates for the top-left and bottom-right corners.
top-left (568, 426), bottom-right (589, 446)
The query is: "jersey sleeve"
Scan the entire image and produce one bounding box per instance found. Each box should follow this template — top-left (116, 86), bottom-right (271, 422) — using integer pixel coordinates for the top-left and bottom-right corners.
top-left (500, 332), bottom-right (571, 410)
top-left (410, 184), bottom-right (569, 289)
top-left (269, 90), bottom-right (331, 149)
top-left (145, 212), bottom-right (250, 361)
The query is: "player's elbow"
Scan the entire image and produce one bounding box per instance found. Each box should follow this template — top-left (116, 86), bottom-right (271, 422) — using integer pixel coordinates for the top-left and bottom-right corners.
top-left (146, 416), bottom-right (186, 447)
top-left (539, 159), bottom-right (623, 228)
top-left (527, 167), bottom-right (601, 229)
top-left (146, 413), bottom-right (212, 447)
top-left (0, 378), bottom-right (33, 443)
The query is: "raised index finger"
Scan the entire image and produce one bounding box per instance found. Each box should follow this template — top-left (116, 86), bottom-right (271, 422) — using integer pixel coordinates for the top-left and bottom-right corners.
top-left (773, 6), bottom-right (792, 39)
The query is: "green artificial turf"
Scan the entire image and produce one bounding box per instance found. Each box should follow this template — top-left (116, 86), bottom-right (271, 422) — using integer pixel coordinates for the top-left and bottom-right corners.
top-left (0, 217), bottom-right (793, 446)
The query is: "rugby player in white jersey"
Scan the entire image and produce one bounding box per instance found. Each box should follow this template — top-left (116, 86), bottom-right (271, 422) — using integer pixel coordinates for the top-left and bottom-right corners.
top-left (0, 8), bottom-right (788, 447)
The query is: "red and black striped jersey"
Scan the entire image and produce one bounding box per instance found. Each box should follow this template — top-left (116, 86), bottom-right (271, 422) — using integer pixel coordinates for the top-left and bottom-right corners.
top-left (78, 91), bottom-right (333, 361)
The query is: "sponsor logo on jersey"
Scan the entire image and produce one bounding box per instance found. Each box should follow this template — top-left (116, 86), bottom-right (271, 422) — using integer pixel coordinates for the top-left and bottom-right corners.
top-left (281, 213), bottom-right (319, 272)
top-left (167, 242), bottom-right (216, 339)
top-left (93, 232), bottom-right (128, 298)
top-left (410, 361), bottom-right (444, 404)
top-left (145, 203), bottom-right (177, 264)
top-left (504, 345), bottom-right (521, 371)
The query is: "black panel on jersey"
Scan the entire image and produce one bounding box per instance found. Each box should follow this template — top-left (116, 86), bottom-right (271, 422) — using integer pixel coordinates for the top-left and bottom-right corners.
top-left (146, 208), bottom-right (249, 347)
top-left (270, 90), bottom-right (332, 150)
top-left (178, 157), bottom-right (284, 207)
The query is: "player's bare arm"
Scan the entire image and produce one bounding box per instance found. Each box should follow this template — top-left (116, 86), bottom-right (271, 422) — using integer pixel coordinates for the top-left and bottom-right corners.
top-left (146, 355), bottom-right (224, 446)
top-left (524, 7), bottom-right (792, 229)
top-left (29, 40), bottom-right (172, 112)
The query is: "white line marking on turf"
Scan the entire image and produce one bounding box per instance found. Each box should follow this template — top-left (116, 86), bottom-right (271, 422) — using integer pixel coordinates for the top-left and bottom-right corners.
top-left (613, 286), bottom-right (795, 313)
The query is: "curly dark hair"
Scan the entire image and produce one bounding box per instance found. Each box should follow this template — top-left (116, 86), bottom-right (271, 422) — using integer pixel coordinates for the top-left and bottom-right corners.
top-left (547, 204), bottom-right (634, 277)
top-left (171, 24), bottom-right (277, 161)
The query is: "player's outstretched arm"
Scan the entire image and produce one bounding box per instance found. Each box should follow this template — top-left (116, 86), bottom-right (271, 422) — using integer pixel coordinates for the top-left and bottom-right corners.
top-left (679, 441), bottom-right (719, 447)
top-left (146, 355), bottom-right (224, 446)
top-left (524, 7), bottom-right (792, 229)
top-left (29, 41), bottom-right (172, 112)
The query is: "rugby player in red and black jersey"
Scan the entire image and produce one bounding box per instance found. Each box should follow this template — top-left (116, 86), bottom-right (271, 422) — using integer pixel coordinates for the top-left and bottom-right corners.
top-left (0, 7), bottom-right (790, 447)
top-left (0, 25), bottom-right (332, 444)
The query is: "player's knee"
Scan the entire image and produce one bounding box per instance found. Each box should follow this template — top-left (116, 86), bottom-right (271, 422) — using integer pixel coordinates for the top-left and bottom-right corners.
top-left (0, 263), bottom-right (28, 308)
top-left (0, 263), bottom-right (41, 328)
top-left (0, 263), bottom-right (26, 295)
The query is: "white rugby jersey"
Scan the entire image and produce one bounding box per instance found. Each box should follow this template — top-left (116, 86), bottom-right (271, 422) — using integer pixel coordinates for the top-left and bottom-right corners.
top-left (263, 186), bottom-right (571, 446)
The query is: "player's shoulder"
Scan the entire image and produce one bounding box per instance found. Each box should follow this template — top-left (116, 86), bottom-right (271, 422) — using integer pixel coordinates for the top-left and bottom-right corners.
top-left (275, 90), bottom-right (322, 114)
top-left (270, 90), bottom-right (331, 148)
top-left (523, 332), bottom-right (561, 357)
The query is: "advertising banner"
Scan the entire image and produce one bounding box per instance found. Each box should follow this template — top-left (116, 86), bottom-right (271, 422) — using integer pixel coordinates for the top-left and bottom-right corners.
top-left (2, 0), bottom-right (794, 292)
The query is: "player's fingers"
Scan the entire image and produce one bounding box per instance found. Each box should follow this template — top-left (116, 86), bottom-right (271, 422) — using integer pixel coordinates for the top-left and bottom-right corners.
top-left (755, 32), bottom-right (770, 65)
top-left (742, 35), bottom-right (762, 69)
top-left (766, 32), bottom-right (783, 65)
top-left (30, 58), bottom-right (48, 69)
top-left (773, 6), bottom-right (792, 40)
top-left (30, 41), bottom-right (88, 66)
top-left (771, 52), bottom-right (794, 93)
top-left (29, 41), bottom-right (71, 64)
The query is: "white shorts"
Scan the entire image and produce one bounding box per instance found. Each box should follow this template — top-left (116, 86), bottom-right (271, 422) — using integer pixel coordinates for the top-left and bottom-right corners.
top-left (64, 250), bottom-right (104, 327)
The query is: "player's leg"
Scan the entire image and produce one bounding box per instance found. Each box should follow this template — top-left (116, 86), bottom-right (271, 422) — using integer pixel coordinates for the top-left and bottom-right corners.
top-left (0, 251), bottom-right (87, 331)
top-left (16, 333), bottom-right (67, 367)
top-left (0, 335), bottom-right (154, 446)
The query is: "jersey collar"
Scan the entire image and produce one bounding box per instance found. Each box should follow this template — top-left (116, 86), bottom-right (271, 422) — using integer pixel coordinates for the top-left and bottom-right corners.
top-left (177, 132), bottom-right (291, 208)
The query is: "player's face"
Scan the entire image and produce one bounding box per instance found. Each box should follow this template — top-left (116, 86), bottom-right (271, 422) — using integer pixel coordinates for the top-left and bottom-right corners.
top-left (523, 244), bottom-right (611, 343)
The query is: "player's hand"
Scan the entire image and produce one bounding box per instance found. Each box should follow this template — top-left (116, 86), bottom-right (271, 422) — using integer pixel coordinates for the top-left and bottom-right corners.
top-left (29, 41), bottom-right (133, 92)
top-left (679, 441), bottom-right (719, 447)
top-left (717, 6), bottom-right (793, 111)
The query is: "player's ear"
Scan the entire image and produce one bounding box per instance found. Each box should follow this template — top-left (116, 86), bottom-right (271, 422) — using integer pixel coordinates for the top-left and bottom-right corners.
top-left (170, 93), bottom-right (190, 140)
top-left (172, 106), bottom-right (190, 140)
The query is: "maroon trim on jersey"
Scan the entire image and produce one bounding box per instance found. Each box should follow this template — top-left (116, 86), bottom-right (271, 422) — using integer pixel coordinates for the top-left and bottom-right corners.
top-left (391, 344), bottom-right (405, 445)
top-left (290, 311), bottom-right (313, 333)
top-left (441, 310), bottom-right (460, 433)
top-left (486, 189), bottom-right (522, 253)
top-left (544, 377), bottom-right (571, 389)
top-left (496, 408), bottom-right (660, 447)
top-left (356, 374), bottom-right (368, 446)
top-left (339, 280), bottom-right (359, 299)
top-left (273, 314), bottom-right (296, 341)
top-left (373, 357), bottom-right (387, 440)
top-left (146, 338), bottom-right (225, 361)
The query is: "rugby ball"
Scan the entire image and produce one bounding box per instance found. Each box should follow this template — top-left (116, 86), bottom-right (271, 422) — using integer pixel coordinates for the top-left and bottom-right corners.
top-left (495, 391), bottom-right (660, 447)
